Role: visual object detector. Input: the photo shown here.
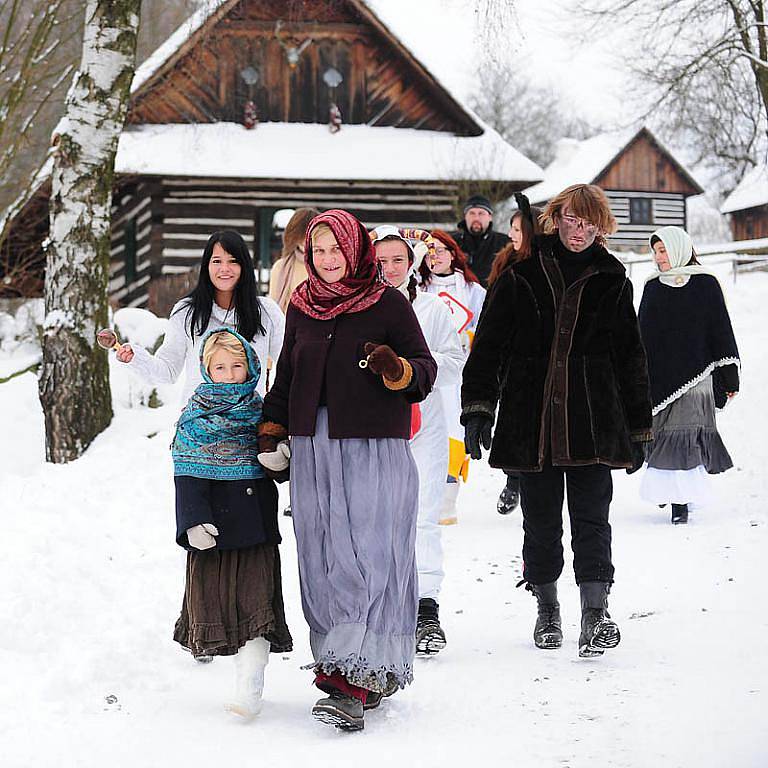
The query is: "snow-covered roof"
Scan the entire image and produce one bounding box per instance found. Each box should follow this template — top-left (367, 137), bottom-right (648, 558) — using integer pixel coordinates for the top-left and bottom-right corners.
top-left (114, 122), bottom-right (542, 183)
top-left (720, 163), bottom-right (768, 214)
top-left (524, 131), bottom-right (636, 204)
top-left (132, 0), bottom-right (229, 94)
top-left (524, 127), bottom-right (701, 204)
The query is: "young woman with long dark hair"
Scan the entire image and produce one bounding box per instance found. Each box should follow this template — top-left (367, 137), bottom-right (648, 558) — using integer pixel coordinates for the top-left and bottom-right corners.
top-left (487, 194), bottom-right (543, 287)
top-left (116, 229), bottom-right (284, 404)
top-left (487, 195), bottom-right (543, 515)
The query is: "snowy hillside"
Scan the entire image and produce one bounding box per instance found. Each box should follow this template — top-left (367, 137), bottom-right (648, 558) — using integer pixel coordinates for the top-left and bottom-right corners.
top-left (1, 262), bottom-right (766, 768)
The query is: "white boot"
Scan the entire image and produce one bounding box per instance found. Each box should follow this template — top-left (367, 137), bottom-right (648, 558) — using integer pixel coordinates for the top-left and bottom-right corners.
top-left (439, 482), bottom-right (460, 525)
top-left (226, 636), bottom-right (270, 720)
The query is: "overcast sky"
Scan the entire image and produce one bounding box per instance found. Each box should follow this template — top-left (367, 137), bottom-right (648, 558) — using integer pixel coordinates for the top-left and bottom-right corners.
top-left (367, 0), bottom-right (637, 128)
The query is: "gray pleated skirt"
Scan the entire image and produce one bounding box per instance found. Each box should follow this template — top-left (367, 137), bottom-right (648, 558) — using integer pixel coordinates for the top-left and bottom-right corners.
top-left (645, 376), bottom-right (733, 473)
top-left (290, 407), bottom-right (419, 692)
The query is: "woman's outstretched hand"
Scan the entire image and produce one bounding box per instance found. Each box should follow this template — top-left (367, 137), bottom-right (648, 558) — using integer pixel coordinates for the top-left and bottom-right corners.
top-left (115, 344), bottom-right (134, 363)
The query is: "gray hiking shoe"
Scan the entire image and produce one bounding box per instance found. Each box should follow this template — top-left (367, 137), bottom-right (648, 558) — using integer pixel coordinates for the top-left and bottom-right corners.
top-left (312, 690), bottom-right (364, 731)
top-left (578, 581), bottom-right (620, 658)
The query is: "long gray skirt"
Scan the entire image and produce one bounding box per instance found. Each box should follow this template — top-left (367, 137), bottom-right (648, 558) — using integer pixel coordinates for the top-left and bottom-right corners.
top-left (290, 407), bottom-right (419, 692)
top-left (645, 376), bottom-right (732, 473)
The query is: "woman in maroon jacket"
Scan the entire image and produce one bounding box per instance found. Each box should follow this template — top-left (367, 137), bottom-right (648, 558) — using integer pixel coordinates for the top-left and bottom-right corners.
top-left (259, 209), bottom-right (436, 731)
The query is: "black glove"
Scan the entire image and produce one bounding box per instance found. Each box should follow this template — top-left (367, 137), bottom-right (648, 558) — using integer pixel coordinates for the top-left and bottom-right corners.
top-left (464, 414), bottom-right (493, 460)
top-left (626, 442), bottom-right (646, 474)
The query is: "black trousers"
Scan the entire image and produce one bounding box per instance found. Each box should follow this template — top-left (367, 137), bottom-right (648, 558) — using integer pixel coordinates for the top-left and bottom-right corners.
top-left (503, 470), bottom-right (520, 493)
top-left (519, 460), bottom-right (614, 585)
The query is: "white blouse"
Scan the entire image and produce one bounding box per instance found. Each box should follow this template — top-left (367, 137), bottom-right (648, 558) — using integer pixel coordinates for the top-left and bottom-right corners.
top-left (127, 297), bottom-right (285, 407)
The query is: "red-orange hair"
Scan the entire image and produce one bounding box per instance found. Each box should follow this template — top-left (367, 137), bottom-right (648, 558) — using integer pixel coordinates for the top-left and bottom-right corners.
top-left (419, 229), bottom-right (479, 285)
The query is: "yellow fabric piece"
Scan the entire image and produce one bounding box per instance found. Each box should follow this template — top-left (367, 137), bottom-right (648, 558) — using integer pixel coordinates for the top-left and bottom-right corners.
top-left (448, 436), bottom-right (470, 482)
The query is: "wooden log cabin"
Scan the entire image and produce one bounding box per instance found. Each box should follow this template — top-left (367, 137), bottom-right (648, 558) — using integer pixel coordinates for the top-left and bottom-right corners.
top-left (0, 0), bottom-right (542, 313)
top-left (524, 127), bottom-right (704, 251)
top-left (720, 163), bottom-right (768, 245)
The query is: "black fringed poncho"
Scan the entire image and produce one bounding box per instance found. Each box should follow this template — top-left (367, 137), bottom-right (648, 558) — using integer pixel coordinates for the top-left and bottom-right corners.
top-left (638, 274), bottom-right (740, 415)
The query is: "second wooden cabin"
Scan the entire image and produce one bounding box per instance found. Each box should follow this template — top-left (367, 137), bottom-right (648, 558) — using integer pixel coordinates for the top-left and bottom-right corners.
top-left (525, 127), bottom-right (703, 251)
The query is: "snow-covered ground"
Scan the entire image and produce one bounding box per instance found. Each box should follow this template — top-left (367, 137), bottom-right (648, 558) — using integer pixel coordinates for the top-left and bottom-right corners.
top-left (1, 263), bottom-right (766, 768)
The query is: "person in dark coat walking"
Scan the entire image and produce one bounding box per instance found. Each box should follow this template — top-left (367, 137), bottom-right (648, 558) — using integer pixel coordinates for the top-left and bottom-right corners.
top-left (638, 226), bottom-right (740, 524)
top-left (487, 193), bottom-right (543, 517)
top-left (450, 194), bottom-right (510, 287)
top-left (259, 209), bottom-right (437, 731)
top-left (461, 184), bottom-right (652, 658)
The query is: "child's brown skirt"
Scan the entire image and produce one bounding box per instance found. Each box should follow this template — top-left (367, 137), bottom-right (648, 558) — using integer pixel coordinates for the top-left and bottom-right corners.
top-left (173, 543), bottom-right (293, 657)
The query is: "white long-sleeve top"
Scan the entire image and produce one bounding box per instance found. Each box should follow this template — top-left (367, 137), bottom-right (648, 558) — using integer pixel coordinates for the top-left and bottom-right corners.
top-left (422, 271), bottom-right (487, 336)
top-left (127, 297), bottom-right (285, 407)
top-left (410, 291), bottom-right (464, 391)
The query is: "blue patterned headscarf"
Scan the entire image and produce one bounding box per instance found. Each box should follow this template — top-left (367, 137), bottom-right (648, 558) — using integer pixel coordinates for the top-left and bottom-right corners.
top-left (171, 328), bottom-right (265, 480)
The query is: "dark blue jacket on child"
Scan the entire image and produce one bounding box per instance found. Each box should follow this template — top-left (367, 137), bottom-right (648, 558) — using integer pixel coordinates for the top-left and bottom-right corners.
top-left (171, 328), bottom-right (279, 551)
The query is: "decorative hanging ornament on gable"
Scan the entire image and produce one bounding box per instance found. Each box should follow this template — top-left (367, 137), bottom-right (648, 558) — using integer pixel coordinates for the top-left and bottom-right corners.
top-left (323, 68), bottom-right (344, 134)
top-left (243, 100), bottom-right (258, 130)
top-left (239, 66), bottom-right (259, 130)
top-left (329, 103), bottom-right (342, 134)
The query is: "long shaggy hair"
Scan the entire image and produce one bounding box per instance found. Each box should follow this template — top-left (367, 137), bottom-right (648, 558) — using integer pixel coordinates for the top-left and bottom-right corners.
top-left (418, 229), bottom-right (479, 286)
top-left (174, 230), bottom-right (265, 343)
top-left (541, 184), bottom-right (618, 245)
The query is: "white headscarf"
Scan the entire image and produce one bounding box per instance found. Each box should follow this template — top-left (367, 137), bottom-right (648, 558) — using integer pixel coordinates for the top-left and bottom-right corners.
top-left (646, 226), bottom-right (713, 288)
top-left (369, 225), bottom-right (432, 295)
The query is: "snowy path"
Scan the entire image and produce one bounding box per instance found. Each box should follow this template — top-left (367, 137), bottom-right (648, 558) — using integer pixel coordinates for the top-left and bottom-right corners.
top-left (1, 267), bottom-right (766, 768)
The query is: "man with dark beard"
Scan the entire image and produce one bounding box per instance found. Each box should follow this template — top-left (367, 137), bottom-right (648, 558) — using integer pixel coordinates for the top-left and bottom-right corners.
top-left (450, 194), bottom-right (509, 287)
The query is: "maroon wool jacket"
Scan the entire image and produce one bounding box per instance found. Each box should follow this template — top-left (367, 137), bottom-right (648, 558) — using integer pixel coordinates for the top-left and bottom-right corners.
top-left (263, 286), bottom-right (437, 439)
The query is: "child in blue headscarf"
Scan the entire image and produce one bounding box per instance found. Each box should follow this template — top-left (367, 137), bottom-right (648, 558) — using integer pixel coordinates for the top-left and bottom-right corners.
top-left (172, 328), bottom-right (292, 719)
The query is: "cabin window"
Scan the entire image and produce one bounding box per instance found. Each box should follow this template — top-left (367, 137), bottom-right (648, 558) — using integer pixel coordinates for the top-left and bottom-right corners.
top-left (124, 218), bottom-right (137, 284)
top-left (629, 197), bottom-right (652, 224)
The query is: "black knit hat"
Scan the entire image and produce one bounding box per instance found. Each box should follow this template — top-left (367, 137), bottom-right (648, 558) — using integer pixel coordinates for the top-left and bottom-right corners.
top-left (463, 194), bottom-right (494, 215)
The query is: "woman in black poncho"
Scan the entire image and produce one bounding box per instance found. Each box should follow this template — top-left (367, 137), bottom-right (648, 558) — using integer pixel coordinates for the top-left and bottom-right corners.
top-left (638, 226), bottom-right (740, 524)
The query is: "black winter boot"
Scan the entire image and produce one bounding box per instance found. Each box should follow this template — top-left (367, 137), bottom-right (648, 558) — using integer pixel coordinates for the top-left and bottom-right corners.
top-left (671, 504), bottom-right (689, 524)
top-left (416, 598), bottom-right (447, 655)
top-left (526, 582), bottom-right (563, 649)
top-left (578, 582), bottom-right (620, 658)
top-left (497, 475), bottom-right (520, 515)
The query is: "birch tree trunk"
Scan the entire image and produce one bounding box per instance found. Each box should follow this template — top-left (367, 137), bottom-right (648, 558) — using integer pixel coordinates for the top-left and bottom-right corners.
top-left (39, 0), bottom-right (141, 463)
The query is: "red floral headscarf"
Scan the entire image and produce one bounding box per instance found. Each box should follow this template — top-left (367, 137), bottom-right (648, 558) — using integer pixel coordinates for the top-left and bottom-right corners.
top-left (290, 209), bottom-right (386, 320)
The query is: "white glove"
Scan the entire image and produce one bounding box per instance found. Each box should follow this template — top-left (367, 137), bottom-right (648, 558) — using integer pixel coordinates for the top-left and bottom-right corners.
top-left (187, 523), bottom-right (219, 550)
top-left (257, 440), bottom-right (291, 472)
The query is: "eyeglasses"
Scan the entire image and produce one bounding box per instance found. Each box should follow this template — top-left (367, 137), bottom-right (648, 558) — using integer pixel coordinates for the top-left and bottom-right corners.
top-left (560, 213), bottom-right (598, 234)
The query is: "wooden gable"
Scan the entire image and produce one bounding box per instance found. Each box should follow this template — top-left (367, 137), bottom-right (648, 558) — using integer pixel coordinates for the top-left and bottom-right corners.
top-left (128, 0), bottom-right (480, 136)
top-left (594, 128), bottom-right (703, 196)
